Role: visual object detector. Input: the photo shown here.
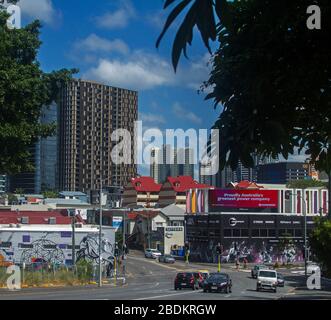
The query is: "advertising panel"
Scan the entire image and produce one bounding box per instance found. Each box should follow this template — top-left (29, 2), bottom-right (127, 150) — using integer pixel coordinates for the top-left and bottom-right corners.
top-left (209, 189), bottom-right (278, 212)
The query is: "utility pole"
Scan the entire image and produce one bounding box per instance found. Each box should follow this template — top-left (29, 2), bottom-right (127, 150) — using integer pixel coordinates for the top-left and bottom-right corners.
top-left (71, 211), bottom-right (76, 272)
top-left (304, 193), bottom-right (308, 277)
top-left (98, 104), bottom-right (103, 288)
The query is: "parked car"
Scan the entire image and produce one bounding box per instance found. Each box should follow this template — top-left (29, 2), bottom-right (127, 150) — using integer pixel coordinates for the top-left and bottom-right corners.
top-left (256, 269), bottom-right (278, 293)
top-left (174, 272), bottom-right (199, 290)
top-left (203, 273), bottom-right (232, 293)
top-left (251, 264), bottom-right (267, 279)
top-left (277, 273), bottom-right (285, 287)
top-left (145, 248), bottom-right (162, 259)
top-left (159, 254), bottom-right (176, 264)
top-left (198, 270), bottom-right (210, 287)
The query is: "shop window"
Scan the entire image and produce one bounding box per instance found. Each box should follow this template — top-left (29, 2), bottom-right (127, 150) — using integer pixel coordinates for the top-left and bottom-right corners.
top-left (224, 229), bottom-right (231, 237)
top-left (241, 229), bottom-right (249, 237)
top-left (233, 229), bottom-right (240, 237)
top-left (260, 229), bottom-right (268, 237)
top-left (268, 229), bottom-right (276, 237)
top-left (252, 229), bottom-right (259, 237)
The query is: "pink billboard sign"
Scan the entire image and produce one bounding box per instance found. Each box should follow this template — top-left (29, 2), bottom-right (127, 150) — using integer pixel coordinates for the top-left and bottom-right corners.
top-left (209, 189), bottom-right (278, 209)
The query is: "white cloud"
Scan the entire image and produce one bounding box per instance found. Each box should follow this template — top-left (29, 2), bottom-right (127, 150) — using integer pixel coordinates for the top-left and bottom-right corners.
top-left (83, 51), bottom-right (211, 91)
top-left (140, 113), bottom-right (166, 124)
top-left (95, 0), bottom-right (135, 29)
top-left (172, 102), bottom-right (202, 125)
top-left (73, 34), bottom-right (129, 55)
top-left (18, 0), bottom-right (59, 25)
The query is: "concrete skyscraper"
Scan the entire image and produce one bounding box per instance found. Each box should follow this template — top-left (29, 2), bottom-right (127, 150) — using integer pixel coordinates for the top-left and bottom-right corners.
top-left (58, 79), bottom-right (138, 192)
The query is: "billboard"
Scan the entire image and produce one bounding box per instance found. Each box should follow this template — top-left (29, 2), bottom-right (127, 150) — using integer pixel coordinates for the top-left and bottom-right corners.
top-left (209, 189), bottom-right (278, 212)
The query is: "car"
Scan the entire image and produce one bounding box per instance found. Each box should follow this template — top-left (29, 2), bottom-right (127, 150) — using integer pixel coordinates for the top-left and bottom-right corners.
top-left (159, 254), bottom-right (176, 264)
top-left (256, 269), bottom-right (278, 293)
top-left (174, 272), bottom-right (200, 290)
top-left (145, 248), bottom-right (162, 259)
top-left (251, 264), bottom-right (267, 279)
top-left (203, 273), bottom-right (232, 293)
top-left (277, 273), bottom-right (285, 287)
top-left (198, 270), bottom-right (210, 287)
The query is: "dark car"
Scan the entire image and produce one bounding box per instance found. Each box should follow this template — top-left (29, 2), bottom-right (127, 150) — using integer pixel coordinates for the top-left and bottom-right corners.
top-left (159, 254), bottom-right (176, 264)
top-left (203, 273), bottom-right (232, 293)
top-left (174, 272), bottom-right (200, 290)
top-left (277, 273), bottom-right (285, 287)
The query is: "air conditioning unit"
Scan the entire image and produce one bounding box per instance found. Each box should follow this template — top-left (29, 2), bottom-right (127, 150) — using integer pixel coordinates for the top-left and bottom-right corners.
top-left (49, 217), bottom-right (56, 225)
top-left (21, 217), bottom-right (29, 224)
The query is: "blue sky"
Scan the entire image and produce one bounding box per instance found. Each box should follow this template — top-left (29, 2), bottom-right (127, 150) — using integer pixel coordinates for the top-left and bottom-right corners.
top-left (16, 0), bottom-right (222, 176)
top-left (16, 0), bottom-right (306, 176)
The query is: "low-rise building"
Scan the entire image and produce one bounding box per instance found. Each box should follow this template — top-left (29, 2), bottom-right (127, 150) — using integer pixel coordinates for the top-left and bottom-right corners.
top-left (122, 177), bottom-right (162, 208)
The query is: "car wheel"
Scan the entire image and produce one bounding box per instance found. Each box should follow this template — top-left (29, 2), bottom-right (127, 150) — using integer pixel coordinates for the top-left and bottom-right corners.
top-left (274, 288), bottom-right (277, 293)
top-left (174, 287), bottom-right (177, 291)
top-left (256, 287), bottom-right (260, 292)
top-left (203, 288), bottom-right (207, 293)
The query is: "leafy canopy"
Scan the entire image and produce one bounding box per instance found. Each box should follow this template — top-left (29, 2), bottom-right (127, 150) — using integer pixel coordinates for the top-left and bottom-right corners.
top-left (157, 0), bottom-right (331, 173)
top-left (0, 12), bottom-right (77, 174)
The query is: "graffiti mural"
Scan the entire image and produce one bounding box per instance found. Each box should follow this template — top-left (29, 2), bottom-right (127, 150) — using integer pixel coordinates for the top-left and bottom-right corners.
top-left (188, 239), bottom-right (304, 264)
top-left (20, 239), bottom-right (65, 266)
top-left (76, 234), bottom-right (115, 275)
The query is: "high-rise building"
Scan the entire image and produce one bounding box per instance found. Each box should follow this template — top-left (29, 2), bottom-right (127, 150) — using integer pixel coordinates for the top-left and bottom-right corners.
top-left (0, 175), bottom-right (7, 194)
top-left (40, 103), bottom-right (58, 191)
top-left (150, 145), bottom-right (194, 183)
top-left (58, 79), bottom-right (138, 192)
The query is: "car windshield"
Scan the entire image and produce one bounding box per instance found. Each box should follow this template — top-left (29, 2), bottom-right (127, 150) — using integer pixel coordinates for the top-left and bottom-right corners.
top-left (164, 255), bottom-right (172, 258)
top-left (211, 275), bottom-right (227, 281)
top-left (150, 249), bottom-right (159, 252)
top-left (259, 271), bottom-right (277, 278)
top-left (278, 274), bottom-right (284, 279)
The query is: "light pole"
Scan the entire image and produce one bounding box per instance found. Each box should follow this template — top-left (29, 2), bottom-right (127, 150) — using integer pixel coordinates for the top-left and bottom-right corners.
top-left (98, 105), bottom-right (103, 288)
top-left (290, 191), bottom-right (308, 277)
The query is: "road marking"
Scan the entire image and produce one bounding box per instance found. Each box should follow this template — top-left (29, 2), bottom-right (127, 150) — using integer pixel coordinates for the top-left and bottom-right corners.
top-left (135, 290), bottom-right (203, 300)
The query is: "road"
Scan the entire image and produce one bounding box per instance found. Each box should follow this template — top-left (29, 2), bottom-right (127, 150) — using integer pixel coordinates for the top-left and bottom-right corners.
top-left (0, 251), bottom-right (330, 300)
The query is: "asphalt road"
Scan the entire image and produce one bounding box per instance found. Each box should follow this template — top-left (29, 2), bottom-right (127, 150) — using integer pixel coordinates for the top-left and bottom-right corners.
top-left (0, 251), bottom-right (330, 300)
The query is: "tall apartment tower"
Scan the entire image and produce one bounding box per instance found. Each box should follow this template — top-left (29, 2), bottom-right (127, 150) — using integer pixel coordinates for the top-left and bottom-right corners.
top-left (58, 79), bottom-right (138, 192)
top-left (150, 145), bottom-right (194, 183)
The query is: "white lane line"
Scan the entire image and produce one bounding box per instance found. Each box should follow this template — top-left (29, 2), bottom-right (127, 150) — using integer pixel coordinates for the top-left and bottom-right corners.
top-left (135, 290), bottom-right (203, 300)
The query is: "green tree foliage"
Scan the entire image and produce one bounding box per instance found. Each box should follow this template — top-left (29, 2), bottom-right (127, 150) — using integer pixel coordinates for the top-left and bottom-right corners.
top-left (42, 190), bottom-right (58, 199)
top-left (309, 218), bottom-right (331, 277)
top-left (0, 12), bottom-right (77, 175)
top-left (157, 0), bottom-right (331, 172)
top-left (287, 179), bottom-right (327, 189)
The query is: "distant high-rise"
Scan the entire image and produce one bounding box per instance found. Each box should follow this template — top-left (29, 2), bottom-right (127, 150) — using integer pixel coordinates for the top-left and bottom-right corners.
top-left (0, 175), bottom-right (7, 194)
top-left (58, 79), bottom-right (138, 192)
top-left (150, 145), bottom-right (194, 183)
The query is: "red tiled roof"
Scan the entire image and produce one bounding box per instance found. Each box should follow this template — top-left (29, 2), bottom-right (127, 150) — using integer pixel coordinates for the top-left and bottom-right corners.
top-left (167, 176), bottom-right (212, 192)
top-left (129, 177), bottom-right (162, 192)
top-left (0, 210), bottom-right (84, 225)
top-left (235, 181), bottom-right (264, 189)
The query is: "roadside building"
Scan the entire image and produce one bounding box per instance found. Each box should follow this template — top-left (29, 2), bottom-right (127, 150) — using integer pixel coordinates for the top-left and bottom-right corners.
top-left (122, 177), bottom-right (162, 208)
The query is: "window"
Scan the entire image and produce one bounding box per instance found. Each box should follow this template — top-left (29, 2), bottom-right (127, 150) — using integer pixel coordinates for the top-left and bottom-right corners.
top-left (241, 229), bottom-right (249, 237)
top-left (260, 229), bottom-right (268, 237)
top-left (268, 229), bottom-right (276, 237)
top-left (233, 229), bottom-right (240, 237)
top-left (0, 242), bottom-right (12, 248)
top-left (295, 229), bottom-right (302, 237)
top-left (252, 229), bottom-right (259, 237)
top-left (224, 229), bottom-right (231, 237)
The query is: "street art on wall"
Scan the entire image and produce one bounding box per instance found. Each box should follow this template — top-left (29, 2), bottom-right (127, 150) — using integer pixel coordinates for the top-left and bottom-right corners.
top-left (0, 226), bottom-right (115, 268)
top-left (188, 239), bottom-right (304, 264)
top-left (76, 234), bottom-right (115, 275)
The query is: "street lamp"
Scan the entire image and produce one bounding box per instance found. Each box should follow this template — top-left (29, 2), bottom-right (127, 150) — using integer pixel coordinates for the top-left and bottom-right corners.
top-left (289, 191), bottom-right (308, 277)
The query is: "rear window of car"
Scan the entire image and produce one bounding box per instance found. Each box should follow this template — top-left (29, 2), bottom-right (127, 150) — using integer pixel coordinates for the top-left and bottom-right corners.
top-left (259, 271), bottom-right (277, 278)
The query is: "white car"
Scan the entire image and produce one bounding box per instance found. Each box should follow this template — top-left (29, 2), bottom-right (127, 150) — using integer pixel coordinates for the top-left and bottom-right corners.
top-left (256, 269), bottom-right (278, 293)
top-left (145, 248), bottom-right (162, 259)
